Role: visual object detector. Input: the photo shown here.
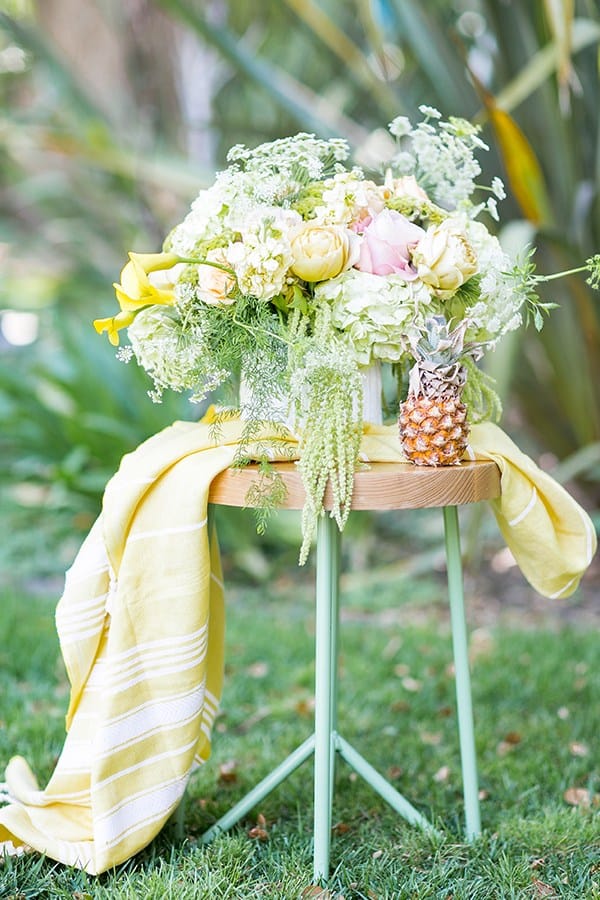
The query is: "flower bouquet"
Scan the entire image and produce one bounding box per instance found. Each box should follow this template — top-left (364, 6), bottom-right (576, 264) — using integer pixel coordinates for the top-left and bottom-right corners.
top-left (95, 107), bottom-right (600, 560)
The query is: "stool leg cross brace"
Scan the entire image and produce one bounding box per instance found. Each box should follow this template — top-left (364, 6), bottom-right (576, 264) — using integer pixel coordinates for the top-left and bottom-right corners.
top-left (200, 506), bottom-right (481, 882)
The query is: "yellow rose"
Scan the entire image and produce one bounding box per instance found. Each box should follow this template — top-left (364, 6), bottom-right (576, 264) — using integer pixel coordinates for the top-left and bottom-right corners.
top-left (412, 223), bottom-right (477, 298)
top-left (290, 223), bottom-right (360, 283)
top-left (198, 248), bottom-right (236, 306)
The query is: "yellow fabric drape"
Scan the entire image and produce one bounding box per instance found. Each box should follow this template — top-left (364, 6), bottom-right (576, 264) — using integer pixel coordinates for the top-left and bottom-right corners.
top-left (0, 419), bottom-right (595, 872)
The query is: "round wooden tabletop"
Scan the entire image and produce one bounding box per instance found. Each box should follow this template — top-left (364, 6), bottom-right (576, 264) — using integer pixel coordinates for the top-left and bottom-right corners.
top-left (208, 459), bottom-right (501, 511)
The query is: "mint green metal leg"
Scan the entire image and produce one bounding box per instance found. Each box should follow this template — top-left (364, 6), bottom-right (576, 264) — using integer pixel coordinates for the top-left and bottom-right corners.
top-left (336, 735), bottom-right (434, 830)
top-left (201, 734), bottom-right (315, 843)
top-left (443, 505), bottom-right (481, 840)
top-left (201, 505), bottom-right (478, 874)
top-left (329, 522), bottom-right (341, 812)
top-left (313, 514), bottom-right (339, 881)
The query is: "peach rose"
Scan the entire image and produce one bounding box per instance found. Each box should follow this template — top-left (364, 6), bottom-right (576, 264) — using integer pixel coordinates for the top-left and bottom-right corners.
top-left (198, 248), bottom-right (236, 305)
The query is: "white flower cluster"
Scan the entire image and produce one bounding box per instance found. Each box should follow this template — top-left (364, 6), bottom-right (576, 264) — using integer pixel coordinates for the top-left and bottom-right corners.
top-left (169, 189), bottom-right (231, 257)
top-left (389, 106), bottom-right (492, 212)
top-left (313, 170), bottom-right (382, 226)
top-left (93, 115), bottom-right (596, 561)
top-left (128, 306), bottom-right (225, 402)
top-left (226, 132), bottom-right (349, 188)
top-left (463, 219), bottom-right (524, 340)
top-left (226, 207), bottom-right (301, 301)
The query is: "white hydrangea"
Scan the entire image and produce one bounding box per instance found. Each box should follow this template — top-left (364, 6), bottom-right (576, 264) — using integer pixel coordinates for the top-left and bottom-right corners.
top-left (316, 269), bottom-right (435, 364)
top-left (168, 187), bottom-right (229, 256)
top-left (463, 219), bottom-right (523, 340)
top-left (169, 165), bottom-right (293, 257)
top-left (128, 306), bottom-right (225, 398)
top-left (226, 207), bottom-right (302, 301)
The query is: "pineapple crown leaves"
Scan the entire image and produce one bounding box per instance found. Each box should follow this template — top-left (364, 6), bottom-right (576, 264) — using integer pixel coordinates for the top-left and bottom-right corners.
top-left (407, 316), bottom-right (487, 398)
top-left (409, 316), bottom-right (485, 366)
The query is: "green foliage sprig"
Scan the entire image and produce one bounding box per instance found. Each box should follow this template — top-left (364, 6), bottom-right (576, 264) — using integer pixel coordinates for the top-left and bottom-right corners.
top-left (462, 357), bottom-right (503, 424)
top-left (510, 249), bottom-right (600, 333)
top-left (292, 307), bottom-right (362, 564)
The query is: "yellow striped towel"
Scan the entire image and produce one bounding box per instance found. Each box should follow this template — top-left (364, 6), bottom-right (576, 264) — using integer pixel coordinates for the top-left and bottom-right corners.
top-left (0, 418), bottom-right (595, 872)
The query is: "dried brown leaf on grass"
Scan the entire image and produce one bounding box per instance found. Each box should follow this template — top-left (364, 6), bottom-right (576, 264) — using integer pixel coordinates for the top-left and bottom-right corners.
top-left (247, 812), bottom-right (269, 841)
top-left (531, 877), bottom-right (557, 898)
top-left (217, 759), bottom-right (238, 784)
top-left (497, 731), bottom-right (522, 756)
top-left (563, 786), bottom-right (593, 807)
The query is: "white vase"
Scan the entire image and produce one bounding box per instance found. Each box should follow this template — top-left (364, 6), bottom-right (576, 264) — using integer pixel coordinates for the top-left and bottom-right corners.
top-left (238, 377), bottom-right (291, 426)
top-left (360, 361), bottom-right (383, 425)
top-left (239, 361), bottom-right (383, 428)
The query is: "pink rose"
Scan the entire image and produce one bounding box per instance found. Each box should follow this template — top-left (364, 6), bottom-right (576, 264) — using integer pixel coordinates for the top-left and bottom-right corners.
top-left (355, 209), bottom-right (425, 279)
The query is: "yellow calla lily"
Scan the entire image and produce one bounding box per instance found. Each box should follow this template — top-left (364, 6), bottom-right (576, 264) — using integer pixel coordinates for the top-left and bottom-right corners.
top-left (128, 251), bottom-right (181, 273)
top-left (95, 251), bottom-right (184, 345)
top-left (113, 252), bottom-right (182, 312)
top-left (93, 310), bottom-right (136, 346)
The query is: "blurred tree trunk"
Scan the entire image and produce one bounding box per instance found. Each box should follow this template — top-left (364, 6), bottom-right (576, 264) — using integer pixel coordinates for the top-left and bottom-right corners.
top-left (33, 0), bottom-right (183, 143)
top-left (176, 1), bottom-right (228, 169)
top-left (32, 0), bottom-right (224, 169)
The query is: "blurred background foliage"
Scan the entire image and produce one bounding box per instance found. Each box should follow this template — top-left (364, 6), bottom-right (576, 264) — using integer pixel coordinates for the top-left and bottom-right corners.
top-left (1, 0), bottom-right (599, 585)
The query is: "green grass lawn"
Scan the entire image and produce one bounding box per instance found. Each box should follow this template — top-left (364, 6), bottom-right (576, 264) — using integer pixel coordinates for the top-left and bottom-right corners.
top-left (0, 571), bottom-right (598, 899)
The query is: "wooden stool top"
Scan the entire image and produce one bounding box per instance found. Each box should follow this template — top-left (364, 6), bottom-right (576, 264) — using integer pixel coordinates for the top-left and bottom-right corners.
top-left (209, 460), bottom-right (501, 511)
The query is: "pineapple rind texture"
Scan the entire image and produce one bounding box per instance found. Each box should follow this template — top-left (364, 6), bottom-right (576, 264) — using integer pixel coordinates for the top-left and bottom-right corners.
top-left (398, 316), bottom-right (474, 467)
top-left (399, 394), bottom-right (469, 466)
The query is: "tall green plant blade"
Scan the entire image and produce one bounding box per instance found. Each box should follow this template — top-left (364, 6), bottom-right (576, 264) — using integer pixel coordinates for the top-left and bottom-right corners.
top-left (153, 0), bottom-right (369, 146)
top-left (492, 18), bottom-right (600, 113)
top-left (282, 0), bottom-right (398, 118)
top-left (380, 0), bottom-right (471, 112)
top-left (543, 0), bottom-right (577, 112)
top-left (551, 441), bottom-right (600, 483)
top-left (0, 119), bottom-right (206, 195)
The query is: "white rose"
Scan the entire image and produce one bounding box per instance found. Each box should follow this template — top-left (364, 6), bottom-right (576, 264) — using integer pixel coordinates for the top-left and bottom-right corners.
top-left (412, 222), bottom-right (478, 298)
